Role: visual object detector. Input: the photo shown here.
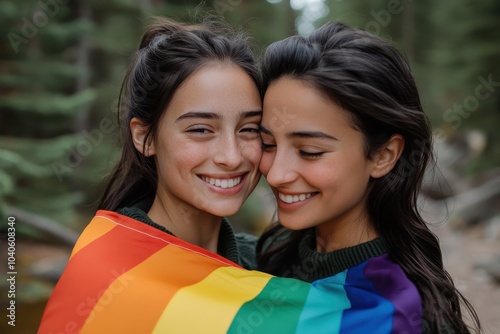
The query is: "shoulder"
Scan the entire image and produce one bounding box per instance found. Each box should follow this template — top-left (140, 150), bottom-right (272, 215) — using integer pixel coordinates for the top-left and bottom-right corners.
top-left (235, 232), bottom-right (258, 270)
top-left (235, 232), bottom-right (258, 246)
top-left (116, 207), bottom-right (173, 235)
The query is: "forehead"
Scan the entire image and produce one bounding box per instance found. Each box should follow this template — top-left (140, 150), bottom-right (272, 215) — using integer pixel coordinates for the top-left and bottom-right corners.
top-left (164, 64), bottom-right (261, 120)
top-left (262, 77), bottom-right (352, 134)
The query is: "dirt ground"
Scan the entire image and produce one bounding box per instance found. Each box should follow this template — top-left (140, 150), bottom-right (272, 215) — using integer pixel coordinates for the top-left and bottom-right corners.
top-left (434, 223), bottom-right (500, 333)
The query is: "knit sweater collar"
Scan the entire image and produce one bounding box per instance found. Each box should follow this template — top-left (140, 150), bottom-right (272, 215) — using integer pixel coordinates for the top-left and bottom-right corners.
top-left (117, 206), bottom-right (240, 265)
top-left (294, 230), bottom-right (388, 282)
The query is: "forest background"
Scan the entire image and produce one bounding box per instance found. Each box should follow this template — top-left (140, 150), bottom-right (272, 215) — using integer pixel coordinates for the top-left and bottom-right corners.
top-left (1, 0), bottom-right (499, 332)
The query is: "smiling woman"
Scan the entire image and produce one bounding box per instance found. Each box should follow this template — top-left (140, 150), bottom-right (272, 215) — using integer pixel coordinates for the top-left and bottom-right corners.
top-left (260, 77), bottom-right (379, 244)
top-left (129, 64), bottom-right (262, 248)
top-left (99, 18), bottom-right (262, 259)
top-left (257, 21), bottom-right (481, 333)
top-left (37, 15), bottom-right (264, 334)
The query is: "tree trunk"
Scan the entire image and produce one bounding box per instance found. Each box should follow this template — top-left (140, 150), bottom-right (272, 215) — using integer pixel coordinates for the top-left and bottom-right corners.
top-left (401, 0), bottom-right (415, 62)
top-left (74, 1), bottom-right (92, 133)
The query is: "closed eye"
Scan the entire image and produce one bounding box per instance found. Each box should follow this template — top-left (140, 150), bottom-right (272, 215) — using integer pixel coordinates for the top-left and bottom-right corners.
top-left (299, 150), bottom-right (324, 158)
top-left (262, 143), bottom-right (276, 151)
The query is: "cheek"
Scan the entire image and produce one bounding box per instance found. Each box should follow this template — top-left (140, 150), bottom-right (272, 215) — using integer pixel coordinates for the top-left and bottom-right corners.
top-left (241, 139), bottom-right (262, 168)
top-left (302, 163), bottom-right (333, 186)
top-left (159, 140), bottom-right (206, 171)
top-left (259, 151), bottom-right (273, 176)
top-left (318, 156), bottom-right (369, 189)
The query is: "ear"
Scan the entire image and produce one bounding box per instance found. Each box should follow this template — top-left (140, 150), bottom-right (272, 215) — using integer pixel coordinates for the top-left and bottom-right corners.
top-left (130, 117), bottom-right (155, 157)
top-left (370, 134), bottom-right (405, 178)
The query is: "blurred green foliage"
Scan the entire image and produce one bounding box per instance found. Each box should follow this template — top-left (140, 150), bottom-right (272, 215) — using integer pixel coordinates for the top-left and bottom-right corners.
top-left (0, 0), bottom-right (499, 236)
top-left (1, 2), bottom-right (499, 328)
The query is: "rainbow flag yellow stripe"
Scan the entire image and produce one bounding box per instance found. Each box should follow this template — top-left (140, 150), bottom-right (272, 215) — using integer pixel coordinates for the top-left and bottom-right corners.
top-left (38, 210), bottom-right (423, 334)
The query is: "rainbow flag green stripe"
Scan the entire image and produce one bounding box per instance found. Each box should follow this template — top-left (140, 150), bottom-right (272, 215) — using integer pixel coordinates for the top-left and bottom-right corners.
top-left (38, 210), bottom-right (422, 334)
top-left (227, 276), bottom-right (312, 333)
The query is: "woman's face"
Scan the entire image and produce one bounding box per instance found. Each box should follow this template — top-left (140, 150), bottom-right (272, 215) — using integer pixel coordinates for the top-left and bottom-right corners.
top-left (259, 77), bottom-right (377, 234)
top-left (150, 64), bottom-right (262, 217)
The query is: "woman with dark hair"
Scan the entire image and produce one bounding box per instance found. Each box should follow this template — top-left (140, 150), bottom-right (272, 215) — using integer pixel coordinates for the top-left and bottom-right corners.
top-left (97, 16), bottom-right (263, 268)
top-left (257, 21), bottom-right (481, 333)
top-left (38, 16), bottom-right (263, 333)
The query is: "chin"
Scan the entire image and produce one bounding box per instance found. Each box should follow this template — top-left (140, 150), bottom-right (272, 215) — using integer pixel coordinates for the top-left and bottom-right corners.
top-left (211, 210), bottom-right (237, 217)
top-left (280, 223), bottom-right (305, 231)
top-left (207, 202), bottom-right (242, 218)
top-left (277, 216), bottom-right (310, 231)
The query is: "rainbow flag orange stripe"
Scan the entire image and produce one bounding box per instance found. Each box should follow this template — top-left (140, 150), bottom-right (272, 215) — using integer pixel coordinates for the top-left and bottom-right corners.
top-left (38, 210), bottom-right (422, 334)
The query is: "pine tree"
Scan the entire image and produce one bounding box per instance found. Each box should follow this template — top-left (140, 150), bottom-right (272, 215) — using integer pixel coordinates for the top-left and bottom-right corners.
top-left (429, 0), bottom-right (500, 174)
top-left (0, 0), bottom-right (96, 235)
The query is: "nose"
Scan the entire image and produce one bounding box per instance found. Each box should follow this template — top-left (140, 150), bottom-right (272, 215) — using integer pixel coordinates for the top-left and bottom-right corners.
top-left (213, 132), bottom-right (243, 170)
top-left (260, 148), bottom-right (297, 187)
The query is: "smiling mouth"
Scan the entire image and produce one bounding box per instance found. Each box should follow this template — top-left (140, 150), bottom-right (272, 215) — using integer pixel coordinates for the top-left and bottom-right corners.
top-left (199, 175), bottom-right (243, 189)
top-left (278, 192), bottom-right (317, 204)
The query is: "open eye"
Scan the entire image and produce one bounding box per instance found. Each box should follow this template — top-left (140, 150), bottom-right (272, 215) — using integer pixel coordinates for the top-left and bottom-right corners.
top-left (186, 127), bottom-right (212, 134)
top-left (241, 128), bottom-right (260, 133)
top-left (240, 124), bottom-right (260, 133)
top-left (240, 123), bottom-right (260, 136)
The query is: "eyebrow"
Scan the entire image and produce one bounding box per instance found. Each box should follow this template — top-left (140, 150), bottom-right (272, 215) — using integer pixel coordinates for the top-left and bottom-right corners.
top-left (260, 125), bottom-right (338, 141)
top-left (176, 112), bottom-right (221, 122)
top-left (287, 131), bottom-right (338, 141)
top-left (176, 110), bottom-right (262, 122)
top-left (240, 110), bottom-right (262, 118)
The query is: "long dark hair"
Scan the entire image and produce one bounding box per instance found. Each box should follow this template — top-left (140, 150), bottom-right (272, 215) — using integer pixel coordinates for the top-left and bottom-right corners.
top-left (256, 22), bottom-right (480, 333)
top-left (99, 16), bottom-right (261, 211)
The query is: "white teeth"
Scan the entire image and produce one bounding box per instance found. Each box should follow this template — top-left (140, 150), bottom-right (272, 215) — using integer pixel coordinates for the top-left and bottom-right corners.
top-left (278, 192), bottom-right (313, 204)
top-left (201, 176), bottom-right (242, 189)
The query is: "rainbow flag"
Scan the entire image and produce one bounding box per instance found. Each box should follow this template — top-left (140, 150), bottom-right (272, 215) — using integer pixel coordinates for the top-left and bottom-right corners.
top-left (38, 210), bottom-right (422, 334)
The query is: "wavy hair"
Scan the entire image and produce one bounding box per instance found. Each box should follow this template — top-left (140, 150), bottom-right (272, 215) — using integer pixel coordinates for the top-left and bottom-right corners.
top-left (257, 21), bottom-right (480, 334)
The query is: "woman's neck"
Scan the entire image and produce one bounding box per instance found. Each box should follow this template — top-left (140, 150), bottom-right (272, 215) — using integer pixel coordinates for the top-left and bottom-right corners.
top-left (315, 212), bottom-right (379, 253)
top-left (147, 194), bottom-right (222, 253)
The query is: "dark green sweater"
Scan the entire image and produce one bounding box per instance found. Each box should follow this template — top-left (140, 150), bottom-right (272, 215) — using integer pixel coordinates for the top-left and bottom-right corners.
top-left (293, 230), bottom-right (388, 282)
top-left (116, 206), bottom-right (258, 270)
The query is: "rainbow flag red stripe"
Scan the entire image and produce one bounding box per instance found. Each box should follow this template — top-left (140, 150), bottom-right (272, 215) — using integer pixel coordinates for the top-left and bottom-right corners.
top-left (38, 210), bottom-right (422, 334)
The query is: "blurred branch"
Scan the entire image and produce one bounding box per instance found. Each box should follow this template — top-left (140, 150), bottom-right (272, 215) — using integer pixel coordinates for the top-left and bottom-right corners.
top-left (448, 173), bottom-right (500, 216)
top-left (7, 206), bottom-right (79, 245)
top-left (423, 170), bottom-right (500, 224)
